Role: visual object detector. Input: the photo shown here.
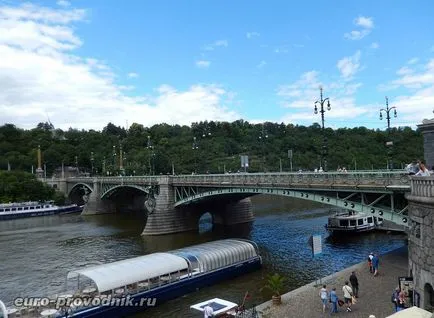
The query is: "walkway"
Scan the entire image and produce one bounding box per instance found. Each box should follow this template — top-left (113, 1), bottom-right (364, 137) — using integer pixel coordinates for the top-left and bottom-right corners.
top-left (257, 246), bottom-right (408, 318)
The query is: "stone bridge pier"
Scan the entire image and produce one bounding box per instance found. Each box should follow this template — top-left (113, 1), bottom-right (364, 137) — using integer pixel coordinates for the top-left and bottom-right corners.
top-left (82, 179), bottom-right (116, 215)
top-left (142, 177), bottom-right (254, 235)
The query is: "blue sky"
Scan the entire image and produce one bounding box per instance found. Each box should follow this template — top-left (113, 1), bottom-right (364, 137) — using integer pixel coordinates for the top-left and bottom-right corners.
top-left (0, 0), bottom-right (433, 130)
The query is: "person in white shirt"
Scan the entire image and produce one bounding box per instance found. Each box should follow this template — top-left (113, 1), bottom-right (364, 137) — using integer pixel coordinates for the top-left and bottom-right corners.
top-left (203, 302), bottom-right (214, 318)
top-left (342, 281), bottom-right (353, 312)
top-left (415, 161), bottom-right (430, 176)
top-left (319, 285), bottom-right (328, 313)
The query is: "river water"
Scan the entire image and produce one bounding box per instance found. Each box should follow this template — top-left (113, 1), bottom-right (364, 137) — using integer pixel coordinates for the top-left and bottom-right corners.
top-left (0, 196), bottom-right (407, 317)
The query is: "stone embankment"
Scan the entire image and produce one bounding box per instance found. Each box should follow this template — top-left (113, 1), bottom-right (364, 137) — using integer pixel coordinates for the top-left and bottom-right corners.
top-left (256, 246), bottom-right (409, 318)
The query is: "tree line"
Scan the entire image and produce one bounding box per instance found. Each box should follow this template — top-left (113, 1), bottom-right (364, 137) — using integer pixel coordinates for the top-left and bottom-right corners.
top-left (0, 121), bottom-right (423, 176)
top-left (0, 171), bottom-right (65, 204)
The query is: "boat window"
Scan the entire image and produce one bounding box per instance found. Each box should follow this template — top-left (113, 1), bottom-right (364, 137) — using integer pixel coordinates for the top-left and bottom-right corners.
top-left (357, 219), bottom-right (363, 225)
top-left (339, 220), bottom-right (349, 227)
top-left (367, 217), bottom-right (373, 223)
top-left (30, 206), bottom-right (34, 209)
top-left (5, 208), bottom-right (10, 212)
top-left (24, 207), bottom-right (29, 210)
top-left (12, 208), bottom-right (16, 211)
top-left (349, 220), bottom-right (356, 226)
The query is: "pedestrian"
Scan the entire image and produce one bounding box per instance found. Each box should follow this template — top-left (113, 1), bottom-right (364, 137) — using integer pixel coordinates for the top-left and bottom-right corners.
top-left (329, 287), bottom-right (338, 314)
top-left (372, 253), bottom-right (379, 276)
top-left (415, 160), bottom-right (430, 176)
top-left (391, 287), bottom-right (400, 312)
top-left (319, 284), bottom-right (328, 314)
top-left (342, 281), bottom-right (353, 312)
top-left (368, 252), bottom-right (374, 273)
top-left (397, 290), bottom-right (406, 311)
top-left (349, 271), bottom-right (359, 298)
top-left (203, 302), bottom-right (214, 318)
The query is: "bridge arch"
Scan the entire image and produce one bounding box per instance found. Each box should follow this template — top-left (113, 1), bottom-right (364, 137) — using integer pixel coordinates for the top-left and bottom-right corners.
top-left (174, 187), bottom-right (409, 227)
top-left (68, 183), bottom-right (93, 205)
top-left (100, 185), bottom-right (149, 199)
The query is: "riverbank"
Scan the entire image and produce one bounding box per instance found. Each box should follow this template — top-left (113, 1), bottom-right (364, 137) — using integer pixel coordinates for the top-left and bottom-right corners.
top-left (256, 245), bottom-right (408, 318)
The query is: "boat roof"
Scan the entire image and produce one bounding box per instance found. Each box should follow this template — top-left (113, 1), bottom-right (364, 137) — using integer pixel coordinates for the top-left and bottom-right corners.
top-left (67, 252), bottom-right (188, 293)
top-left (168, 239), bottom-right (259, 271)
top-left (0, 201), bottom-right (54, 208)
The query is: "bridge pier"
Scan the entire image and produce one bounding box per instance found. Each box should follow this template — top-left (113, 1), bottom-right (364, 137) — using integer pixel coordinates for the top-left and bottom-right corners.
top-left (82, 180), bottom-right (116, 215)
top-left (406, 176), bottom-right (434, 311)
top-left (142, 177), bottom-right (198, 235)
top-left (212, 197), bottom-right (255, 226)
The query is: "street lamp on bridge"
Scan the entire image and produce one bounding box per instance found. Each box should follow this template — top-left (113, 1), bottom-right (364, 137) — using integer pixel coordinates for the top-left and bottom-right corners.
top-left (380, 96), bottom-right (397, 169)
top-left (314, 86), bottom-right (331, 171)
top-left (147, 136), bottom-right (154, 175)
top-left (90, 152), bottom-right (94, 175)
top-left (192, 136), bottom-right (199, 173)
top-left (258, 124), bottom-right (268, 172)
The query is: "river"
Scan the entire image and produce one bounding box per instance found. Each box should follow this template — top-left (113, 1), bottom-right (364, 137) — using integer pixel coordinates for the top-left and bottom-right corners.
top-left (0, 196), bottom-right (407, 317)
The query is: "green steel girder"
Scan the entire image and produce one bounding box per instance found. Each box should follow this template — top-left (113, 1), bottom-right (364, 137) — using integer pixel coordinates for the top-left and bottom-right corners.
top-left (173, 186), bottom-right (409, 227)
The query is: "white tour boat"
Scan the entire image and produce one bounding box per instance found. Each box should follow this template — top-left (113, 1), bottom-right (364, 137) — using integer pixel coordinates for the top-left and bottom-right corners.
top-left (0, 201), bottom-right (83, 221)
top-left (325, 209), bottom-right (383, 234)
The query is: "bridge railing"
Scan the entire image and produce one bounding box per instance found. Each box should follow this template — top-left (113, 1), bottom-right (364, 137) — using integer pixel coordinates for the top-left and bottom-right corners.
top-left (410, 176), bottom-right (434, 197)
top-left (170, 171), bottom-right (410, 188)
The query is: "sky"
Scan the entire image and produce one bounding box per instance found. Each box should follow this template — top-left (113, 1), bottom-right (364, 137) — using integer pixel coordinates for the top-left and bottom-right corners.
top-left (0, 0), bottom-right (433, 131)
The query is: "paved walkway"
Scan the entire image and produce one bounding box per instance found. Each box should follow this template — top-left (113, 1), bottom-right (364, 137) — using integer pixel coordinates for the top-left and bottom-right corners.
top-left (256, 246), bottom-right (408, 318)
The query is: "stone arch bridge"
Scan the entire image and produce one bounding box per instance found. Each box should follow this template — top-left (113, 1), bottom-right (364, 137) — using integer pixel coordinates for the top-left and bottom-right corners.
top-left (44, 171), bottom-right (414, 235)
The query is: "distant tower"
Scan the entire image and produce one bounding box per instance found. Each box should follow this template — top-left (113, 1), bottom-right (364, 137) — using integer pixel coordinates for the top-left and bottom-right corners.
top-left (36, 145), bottom-right (44, 178)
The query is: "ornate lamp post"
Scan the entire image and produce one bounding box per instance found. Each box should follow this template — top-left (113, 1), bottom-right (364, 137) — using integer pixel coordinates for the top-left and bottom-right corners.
top-left (258, 124), bottom-right (268, 172)
top-left (90, 152), bottom-right (94, 175)
top-left (147, 136), bottom-right (154, 175)
top-left (112, 146), bottom-right (116, 175)
top-left (314, 86), bottom-right (331, 171)
top-left (380, 96), bottom-right (397, 169)
top-left (192, 136), bottom-right (199, 173)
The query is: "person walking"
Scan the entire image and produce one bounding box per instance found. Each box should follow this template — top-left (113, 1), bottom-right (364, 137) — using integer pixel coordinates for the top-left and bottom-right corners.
top-left (372, 253), bottom-right (379, 277)
top-left (349, 271), bottom-right (359, 298)
top-left (368, 252), bottom-right (374, 273)
top-left (342, 281), bottom-right (353, 312)
top-left (330, 287), bottom-right (338, 314)
top-left (319, 285), bottom-right (328, 314)
top-left (391, 287), bottom-right (400, 312)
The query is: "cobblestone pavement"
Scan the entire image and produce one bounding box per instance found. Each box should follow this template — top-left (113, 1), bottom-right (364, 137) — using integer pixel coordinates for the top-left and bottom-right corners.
top-left (257, 246), bottom-right (408, 318)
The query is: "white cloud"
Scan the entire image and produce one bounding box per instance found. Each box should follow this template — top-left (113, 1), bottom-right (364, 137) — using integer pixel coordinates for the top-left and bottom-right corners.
top-left (337, 51), bottom-right (361, 79)
top-left (127, 72), bottom-right (138, 78)
top-left (202, 39), bottom-right (228, 51)
top-left (379, 59), bottom-right (434, 123)
top-left (257, 60), bottom-right (266, 68)
top-left (344, 16), bottom-right (374, 40)
top-left (246, 32), bottom-right (260, 39)
top-left (56, 0), bottom-right (70, 7)
top-left (370, 42), bottom-right (379, 49)
top-left (0, 3), bottom-right (240, 130)
top-left (355, 16), bottom-right (374, 29)
top-left (277, 55), bottom-right (368, 125)
top-left (195, 60), bottom-right (210, 68)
